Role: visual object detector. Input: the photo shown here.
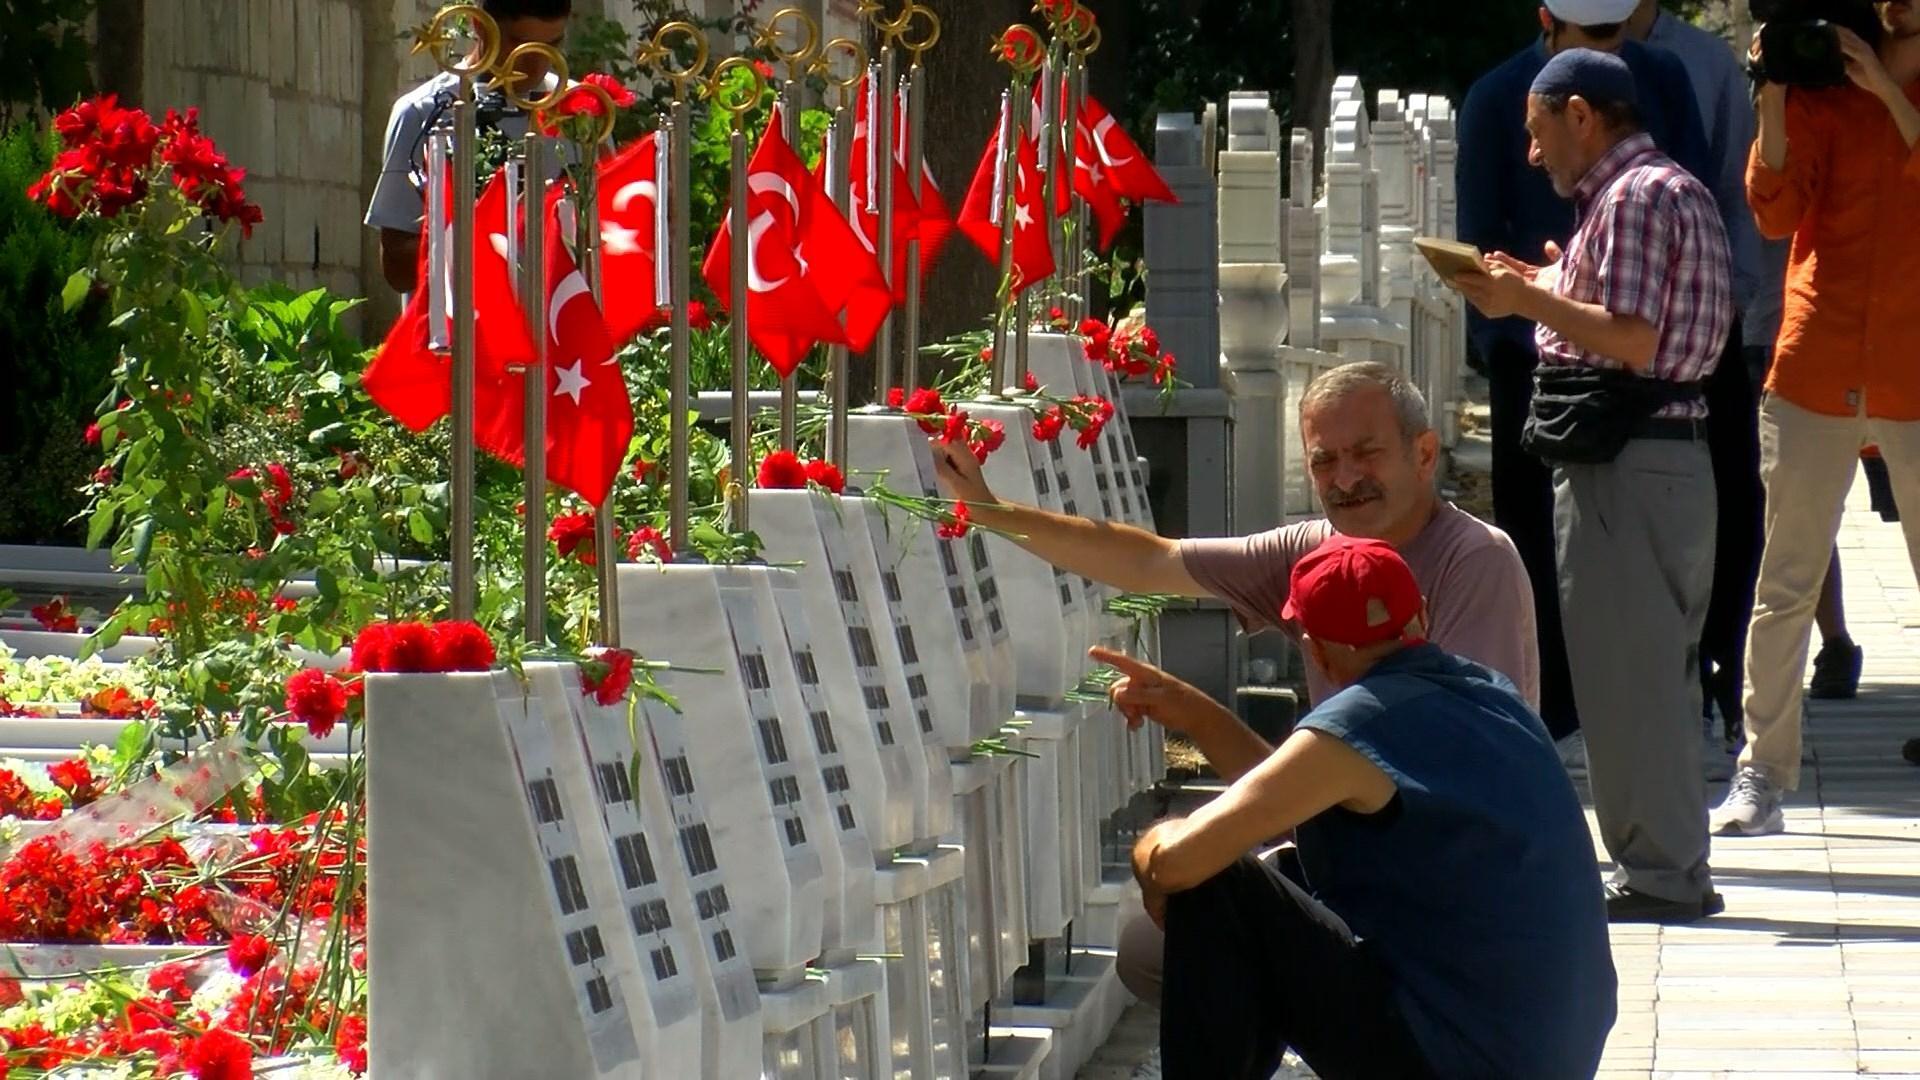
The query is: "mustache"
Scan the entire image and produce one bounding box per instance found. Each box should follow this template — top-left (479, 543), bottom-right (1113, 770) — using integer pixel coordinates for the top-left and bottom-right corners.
top-left (1325, 480), bottom-right (1385, 507)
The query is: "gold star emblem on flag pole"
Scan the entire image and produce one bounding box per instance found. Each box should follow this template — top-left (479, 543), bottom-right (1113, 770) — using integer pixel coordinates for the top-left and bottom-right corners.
top-left (408, 20), bottom-right (452, 59)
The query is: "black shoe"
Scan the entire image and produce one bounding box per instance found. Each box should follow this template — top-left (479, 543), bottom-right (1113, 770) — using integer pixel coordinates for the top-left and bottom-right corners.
top-left (1604, 883), bottom-right (1725, 924)
top-left (1808, 638), bottom-right (1863, 700)
top-left (1903, 737), bottom-right (1920, 766)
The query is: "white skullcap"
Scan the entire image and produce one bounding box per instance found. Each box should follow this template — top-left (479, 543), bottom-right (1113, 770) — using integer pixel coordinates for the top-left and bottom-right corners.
top-left (1544, 0), bottom-right (1639, 24)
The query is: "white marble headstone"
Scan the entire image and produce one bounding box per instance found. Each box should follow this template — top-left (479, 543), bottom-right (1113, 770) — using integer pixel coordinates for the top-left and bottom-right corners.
top-left (614, 564), bottom-right (826, 977)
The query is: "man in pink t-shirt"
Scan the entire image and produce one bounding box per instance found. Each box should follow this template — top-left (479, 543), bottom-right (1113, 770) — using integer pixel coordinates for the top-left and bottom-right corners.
top-left (933, 360), bottom-right (1539, 1007)
top-left (933, 361), bottom-right (1538, 711)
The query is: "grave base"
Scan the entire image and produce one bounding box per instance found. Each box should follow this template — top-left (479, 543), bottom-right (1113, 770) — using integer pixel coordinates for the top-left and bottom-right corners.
top-left (760, 975), bottom-right (833, 1080)
top-left (814, 957), bottom-right (889, 1080)
top-left (995, 951), bottom-right (1128, 1080)
top-left (977, 1026), bottom-right (1056, 1080)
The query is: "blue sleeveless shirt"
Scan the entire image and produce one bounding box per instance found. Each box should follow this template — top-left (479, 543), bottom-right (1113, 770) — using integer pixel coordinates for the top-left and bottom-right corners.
top-left (1295, 644), bottom-right (1617, 1079)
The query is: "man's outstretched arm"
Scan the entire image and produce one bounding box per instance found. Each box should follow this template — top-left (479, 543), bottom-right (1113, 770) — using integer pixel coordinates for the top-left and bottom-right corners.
top-left (930, 437), bottom-right (1207, 597)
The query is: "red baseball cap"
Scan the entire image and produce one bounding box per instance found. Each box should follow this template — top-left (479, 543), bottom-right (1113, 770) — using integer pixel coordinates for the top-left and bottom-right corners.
top-left (1279, 537), bottom-right (1426, 648)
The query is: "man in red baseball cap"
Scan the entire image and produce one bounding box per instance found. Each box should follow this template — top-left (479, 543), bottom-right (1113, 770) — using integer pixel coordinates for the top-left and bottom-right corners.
top-left (1103, 537), bottom-right (1616, 1079)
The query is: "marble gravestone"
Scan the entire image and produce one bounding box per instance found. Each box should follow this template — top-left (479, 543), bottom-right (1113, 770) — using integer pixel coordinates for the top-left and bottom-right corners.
top-left (747, 489), bottom-right (927, 858)
top-left (524, 663), bottom-right (711, 1080)
top-left (614, 564), bottom-right (827, 979)
top-left (844, 409), bottom-right (1019, 745)
top-left (365, 671), bottom-right (646, 1079)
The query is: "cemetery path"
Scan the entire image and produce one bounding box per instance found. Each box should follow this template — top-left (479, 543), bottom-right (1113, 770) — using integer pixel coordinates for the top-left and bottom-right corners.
top-left (1594, 471), bottom-right (1920, 1079)
top-left (1089, 468), bottom-right (1920, 1080)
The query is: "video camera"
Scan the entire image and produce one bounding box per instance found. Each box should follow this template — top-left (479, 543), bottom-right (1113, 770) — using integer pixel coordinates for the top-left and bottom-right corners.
top-left (1748, 0), bottom-right (1885, 87)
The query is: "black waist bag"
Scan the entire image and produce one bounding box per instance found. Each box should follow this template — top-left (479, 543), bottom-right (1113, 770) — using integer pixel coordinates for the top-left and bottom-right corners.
top-left (1522, 366), bottom-right (1702, 465)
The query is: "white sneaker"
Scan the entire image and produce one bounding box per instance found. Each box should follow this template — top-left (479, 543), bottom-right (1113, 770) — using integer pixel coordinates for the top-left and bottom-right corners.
top-left (1556, 733), bottom-right (1587, 779)
top-left (1709, 766), bottom-right (1785, 836)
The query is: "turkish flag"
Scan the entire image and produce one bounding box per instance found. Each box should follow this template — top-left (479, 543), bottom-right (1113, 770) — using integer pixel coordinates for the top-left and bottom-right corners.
top-left (835, 74), bottom-right (922, 305)
top-left (1030, 80), bottom-right (1072, 220)
top-left (958, 101), bottom-right (1055, 294)
top-left (1072, 124), bottom-right (1128, 252)
top-left (758, 106), bottom-right (890, 354)
top-left (365, 171), bottom-right (536, 441)
top-left (363, 235), bottom-right (447, 431)
top-left (595, 133), bottom-right (660, 347)
top-left (703, 113), bottom-right (853, 377)
top-left (539, 197), bottom-right (634, 506)
top-left (915, 160), bottom-right (954, 275)
top-left (474, 193), bottom-right (636, 506)
top-left (1078, 95), bottom-right (1176, 205)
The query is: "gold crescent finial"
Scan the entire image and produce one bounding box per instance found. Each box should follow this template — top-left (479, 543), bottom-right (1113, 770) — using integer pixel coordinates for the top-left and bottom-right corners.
top-left (640, 20), bottom-right (711, 101)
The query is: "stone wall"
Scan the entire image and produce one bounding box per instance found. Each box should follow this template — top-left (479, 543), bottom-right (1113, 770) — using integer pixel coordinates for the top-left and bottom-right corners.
top-left (108, 0), bottom-right (859, 335)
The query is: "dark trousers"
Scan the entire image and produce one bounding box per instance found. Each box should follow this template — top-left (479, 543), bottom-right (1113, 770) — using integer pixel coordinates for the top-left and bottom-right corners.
top-left (1488, 339), bottom-right (1581, 740)
top-left (1701, 333), bottom-right (1765, 738)
top-left (1160, 853), bottom-right (1437, 1080)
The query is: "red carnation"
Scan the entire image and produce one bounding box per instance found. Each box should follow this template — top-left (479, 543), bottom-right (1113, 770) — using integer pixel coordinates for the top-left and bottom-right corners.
top-left (804, 458), bottom-right (845, 495)
top-left (581, 648), bottom-right (636, 706)
top-left (626, 525), bottom-right (671, 563)
top-left (431, 620), bottom-right (496, 671)
top-left (970, 419), bottom-right (1006, 464)
top-left (383, 622), bottom-right (437, 672)
top-left (1022, 371), bottom-right (1041, 393)
top-left (226, 933), bottom-right (273, 976)
top-left (84, 422), bottom-right (101, 445)
top-left (756, 450), bottom-right (809, 489)
top-left (284, 668), bottom-right (348, 739)
top-left (631, 458), bottom-right (656, 485)
top-left (549, 511), bottom-right (598, 565)
top-left (148, 962), bottom-right (193, 1000)
top-left (886, 387), bottom-right (905, 409)
top-left (936, 500), bottom-right (973, 539)
top-left (47, 758), bottom-right (98, 804)
top-left (31, 597), bottom-right (78, 633)
top-left (1032, 407), bottom-right (1067, 443)
top-left (582, 72), bottom-right (638, 108)
top-left (349, 623), bottom-right (391, 674)
top-left (335, 1013), bottom-right (369, 1075)
top-left (906, 388), bottom-right (945, 432)
top-left (687, 299), bottom-right (713, 330)
top-left (940, 408), bottom-right (970, 445)
top-left (185, 1025), bottom-right (254, 1080)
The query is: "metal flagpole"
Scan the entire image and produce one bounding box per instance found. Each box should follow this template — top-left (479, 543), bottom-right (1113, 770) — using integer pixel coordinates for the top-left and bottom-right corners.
top-left (898, 5), bottom-right (939, 393)
top-left (868, 3), bottom-right (910, 398)
top-left (494, 39), bottom-right (572, 641)
top-left (988, 89), bottom-right (1016, 394)
top-left (519, 132), bottom-right (549, 644)
top-left (712, 58), bottom-right (767, 533)
top-left (994, 25), bottom-right (1043, 394)
top-left (761, 9), bottom-right (819, 453)
top-left (1066, 9), bottom-right (1100, 321)
top-left (816, 37), bottom-right (865, 471)
top-left (640, 24), bottom-right (709, 560)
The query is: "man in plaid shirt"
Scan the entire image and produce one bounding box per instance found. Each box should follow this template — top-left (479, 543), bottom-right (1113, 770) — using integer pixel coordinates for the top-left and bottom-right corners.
top-left (1456, 47), bottom-right (1733, 924)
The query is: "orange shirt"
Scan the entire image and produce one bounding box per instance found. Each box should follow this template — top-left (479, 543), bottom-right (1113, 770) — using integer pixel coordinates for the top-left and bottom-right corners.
top-left (1747, 81), bottom-right (1920, 420)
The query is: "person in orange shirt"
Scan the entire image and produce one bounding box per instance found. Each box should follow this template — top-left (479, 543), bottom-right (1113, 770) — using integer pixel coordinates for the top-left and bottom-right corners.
top-left (1713, 0), bottom-right (1920, 836)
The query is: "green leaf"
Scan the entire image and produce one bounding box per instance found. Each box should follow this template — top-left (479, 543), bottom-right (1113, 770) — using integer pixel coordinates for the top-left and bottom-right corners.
top-left (180, 289), bottom-right (208, 339)
top-left (407, 508), bottom-right (435, 545)
top-left (308, 487), bottom-right (343, 517)
top-left (61, 268), bottom-right (93, 312)
top-left (316, 567), bottom-right (339, 601)
top-left (206, 486), bottom-right (228, 532)
top-left (128, 516), bottom-right (156, 565)
top-left (86, 501), bottom-right (118, 549)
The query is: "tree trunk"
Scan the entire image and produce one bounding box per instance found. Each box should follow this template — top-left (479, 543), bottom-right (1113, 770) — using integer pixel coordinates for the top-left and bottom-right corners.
top-left (1291, 0), bottom-right (1334, 188)
top-left (850, 0), bottom-right (1025, 399)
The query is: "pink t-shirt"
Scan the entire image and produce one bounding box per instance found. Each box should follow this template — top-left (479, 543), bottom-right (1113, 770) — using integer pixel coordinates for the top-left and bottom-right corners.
top-left (1178, 503), bottom-right (1539, 709)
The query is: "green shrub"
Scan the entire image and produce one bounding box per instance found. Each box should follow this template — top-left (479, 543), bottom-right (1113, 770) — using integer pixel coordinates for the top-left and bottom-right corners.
top-left (0, 125), bottom-right (118, 545)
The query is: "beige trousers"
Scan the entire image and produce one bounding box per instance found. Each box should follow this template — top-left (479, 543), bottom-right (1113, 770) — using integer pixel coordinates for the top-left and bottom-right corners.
top-left (1741, 396), bottom-right (1920, 788)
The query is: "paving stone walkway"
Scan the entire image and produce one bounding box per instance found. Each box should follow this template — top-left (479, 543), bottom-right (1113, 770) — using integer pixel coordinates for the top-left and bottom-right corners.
top-left (1089, 470), bottom-right (1920, 1079)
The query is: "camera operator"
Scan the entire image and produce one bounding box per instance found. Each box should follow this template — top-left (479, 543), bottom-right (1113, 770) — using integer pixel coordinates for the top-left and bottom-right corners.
top-left (364, 0), bottom-right (576, 295)
top-left (1711, 0), bottom-right (1920, 836)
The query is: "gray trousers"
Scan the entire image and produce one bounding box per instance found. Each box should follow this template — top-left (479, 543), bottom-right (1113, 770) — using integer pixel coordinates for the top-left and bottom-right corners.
top-left (1554, 437), bottom-right (1717, 902)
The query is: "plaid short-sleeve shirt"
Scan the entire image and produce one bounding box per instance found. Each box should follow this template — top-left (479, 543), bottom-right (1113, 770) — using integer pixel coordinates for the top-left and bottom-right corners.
top-left (1535, 133), bottom-right (1733, 419)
